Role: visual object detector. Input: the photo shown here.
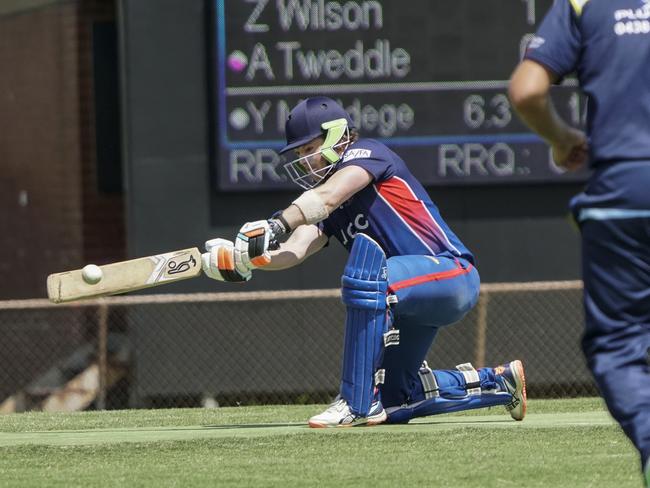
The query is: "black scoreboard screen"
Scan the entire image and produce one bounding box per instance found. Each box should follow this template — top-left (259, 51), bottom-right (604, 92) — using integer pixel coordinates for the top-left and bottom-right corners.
top-left (213, 0), bottom-right (587, 191)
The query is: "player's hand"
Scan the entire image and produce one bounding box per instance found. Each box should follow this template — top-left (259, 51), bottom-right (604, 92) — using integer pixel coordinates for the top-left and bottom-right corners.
top-left (235, 219), bottom-right (287, 270)
top-left (551, 128), bottom-right (589, 172)
top-left (201, 238), bottom-right (251, 282)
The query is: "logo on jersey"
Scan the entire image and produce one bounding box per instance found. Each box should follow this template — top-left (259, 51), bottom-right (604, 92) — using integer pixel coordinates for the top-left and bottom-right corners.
top-left (614, 1), bottom-right (650, 35)
top-left (343, 149), bottom-right (372, 162)
top-left (338, 213), bottom-right (369, 246)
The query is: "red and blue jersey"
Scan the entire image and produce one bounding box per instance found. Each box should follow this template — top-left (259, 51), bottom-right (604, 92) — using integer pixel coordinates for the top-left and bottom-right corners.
top-left (319, 139), bottom-right (474, 263)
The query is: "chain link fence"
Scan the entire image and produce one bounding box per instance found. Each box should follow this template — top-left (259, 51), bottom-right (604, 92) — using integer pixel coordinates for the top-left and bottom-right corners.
top-left (0, 282), bottom-right (594, 413)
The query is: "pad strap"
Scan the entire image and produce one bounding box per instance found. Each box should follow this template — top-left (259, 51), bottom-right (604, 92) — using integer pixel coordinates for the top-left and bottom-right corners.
top-left (456, 363), bottom-right (482, 396)
top-left (383, 329), bottom-right (400, 348)
top-left (374, 369), bottom-right (386, 386)
top-left (418, 361), bottom-right (440, 399)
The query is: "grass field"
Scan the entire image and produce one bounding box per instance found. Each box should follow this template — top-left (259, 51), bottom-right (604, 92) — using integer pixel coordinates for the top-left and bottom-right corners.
top-left (0, 397), bottom-right (643, 487)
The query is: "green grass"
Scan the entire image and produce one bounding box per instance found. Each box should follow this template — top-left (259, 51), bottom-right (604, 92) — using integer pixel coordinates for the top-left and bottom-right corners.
top-left (0, 398), bottom-right (643, 487)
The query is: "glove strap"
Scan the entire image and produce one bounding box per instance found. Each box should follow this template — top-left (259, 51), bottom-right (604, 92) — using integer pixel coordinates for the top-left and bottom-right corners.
top-left (274, 214), bottom-right (292, 233)
top-left (267, 217), bottom-right (290, 251)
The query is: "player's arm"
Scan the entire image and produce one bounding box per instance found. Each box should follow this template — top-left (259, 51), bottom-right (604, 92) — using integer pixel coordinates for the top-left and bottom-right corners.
top-left (231, 164), bottom-right (372, 273)
top-left (509, 60), bottom-right (588, 171)
top-left (280, 165), bottom-right (373, 230)
top-left (261, 224), bottom-right (328, 271)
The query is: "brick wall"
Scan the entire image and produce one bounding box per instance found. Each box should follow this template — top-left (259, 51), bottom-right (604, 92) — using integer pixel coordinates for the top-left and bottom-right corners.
top-left (0, 0), bottom-right (125, 299)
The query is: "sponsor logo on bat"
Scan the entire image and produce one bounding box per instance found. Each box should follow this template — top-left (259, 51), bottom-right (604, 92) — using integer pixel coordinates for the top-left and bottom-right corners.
top-left (146, 250), bottom-right (198, 284)
top-left (167, 255), bottom-right (197, 275)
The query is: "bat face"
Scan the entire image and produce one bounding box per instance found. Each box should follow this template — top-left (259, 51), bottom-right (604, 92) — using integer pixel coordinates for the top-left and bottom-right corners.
top-left (47, 248), bottom-right (202, 303)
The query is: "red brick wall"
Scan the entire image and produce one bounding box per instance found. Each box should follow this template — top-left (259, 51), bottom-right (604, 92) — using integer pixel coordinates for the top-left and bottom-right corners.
top-left (0, 0), bottom-right (125, 299)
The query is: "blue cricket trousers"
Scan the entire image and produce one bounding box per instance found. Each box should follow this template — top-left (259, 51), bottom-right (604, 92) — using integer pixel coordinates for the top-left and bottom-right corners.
top-left (379, 253), bottom-right (480, 408)
top-left (581, 216), bottom-right (650, 468)
top-left (572, 161), bottom-right (650, 471)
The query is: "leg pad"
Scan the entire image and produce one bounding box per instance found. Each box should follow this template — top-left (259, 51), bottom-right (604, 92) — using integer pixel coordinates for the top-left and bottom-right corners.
top-left (340, 234), bottom-right (389, 416)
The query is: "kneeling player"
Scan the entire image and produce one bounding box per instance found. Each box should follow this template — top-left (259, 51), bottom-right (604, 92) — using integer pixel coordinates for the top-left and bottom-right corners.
top-left (202, 97), bottom-right (526, 427)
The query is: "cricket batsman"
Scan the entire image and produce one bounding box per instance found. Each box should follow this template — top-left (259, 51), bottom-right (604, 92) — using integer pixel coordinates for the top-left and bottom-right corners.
top-left (201, 96), bottom-right (527, 427)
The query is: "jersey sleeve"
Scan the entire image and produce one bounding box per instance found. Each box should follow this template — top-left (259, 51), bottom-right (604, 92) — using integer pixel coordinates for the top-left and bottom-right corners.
top-left (524, 0), bottom-right (581, 78)
top-left (337, 140), bottom-right (395, 182)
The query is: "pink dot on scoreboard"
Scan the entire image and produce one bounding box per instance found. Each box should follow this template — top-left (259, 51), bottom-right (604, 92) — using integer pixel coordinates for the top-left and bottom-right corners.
top-left (228, 52), bottom-right (247, 72)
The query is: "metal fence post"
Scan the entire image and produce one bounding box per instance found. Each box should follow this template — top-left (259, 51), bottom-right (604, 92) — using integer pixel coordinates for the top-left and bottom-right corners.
top-left (97, 301), bottom-right (109, 411)
top-left (475, 291), bottom-right (489, 368)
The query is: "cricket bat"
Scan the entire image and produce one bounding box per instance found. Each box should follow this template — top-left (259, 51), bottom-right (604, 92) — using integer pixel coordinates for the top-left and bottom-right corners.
top-left (46, 248), bottom-right (202, 303)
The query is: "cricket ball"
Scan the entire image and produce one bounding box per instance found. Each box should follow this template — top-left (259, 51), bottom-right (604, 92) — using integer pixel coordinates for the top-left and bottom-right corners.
top-left (81, 264), bottom-right (103, 285)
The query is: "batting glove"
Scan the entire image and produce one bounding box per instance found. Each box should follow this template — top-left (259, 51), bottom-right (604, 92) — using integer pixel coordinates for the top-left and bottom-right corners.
top-left (202, 238), bottom-right (251, 282)
top-left (235, 219), bottom-right (288, 270)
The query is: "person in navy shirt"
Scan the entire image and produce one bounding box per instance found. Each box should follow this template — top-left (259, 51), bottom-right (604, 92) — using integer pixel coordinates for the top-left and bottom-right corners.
top-left (202, 96), bottom-right (526, 428)
top-left (510, 1), bottom-right (650, 484)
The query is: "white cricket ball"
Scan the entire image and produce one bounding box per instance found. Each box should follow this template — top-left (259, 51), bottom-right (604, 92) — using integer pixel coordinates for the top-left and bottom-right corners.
top-left (81, 264), bottom-right (103, 285)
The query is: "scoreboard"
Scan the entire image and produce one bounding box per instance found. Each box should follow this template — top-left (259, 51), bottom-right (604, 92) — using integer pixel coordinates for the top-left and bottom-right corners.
top-left (213, 0), bottom-right (587, 191)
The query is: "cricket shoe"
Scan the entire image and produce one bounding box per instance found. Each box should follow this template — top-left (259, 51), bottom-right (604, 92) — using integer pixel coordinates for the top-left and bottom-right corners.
top-left (494, 360), bottom-right (527, 421)
top-left (308, 395), bottom-right (387, 428)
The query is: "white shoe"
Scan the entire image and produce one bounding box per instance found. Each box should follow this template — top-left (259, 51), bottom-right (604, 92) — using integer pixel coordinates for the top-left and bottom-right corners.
top-left (308, 396), bottom-right (387, 428)
top-left (495, 360), bottom-right (527, 421)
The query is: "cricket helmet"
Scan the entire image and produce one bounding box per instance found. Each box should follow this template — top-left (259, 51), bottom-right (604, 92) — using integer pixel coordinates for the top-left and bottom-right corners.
top-left (280, 97), bottom-right (355, 189)
top-left (280, 97), bottom-right (354, 154)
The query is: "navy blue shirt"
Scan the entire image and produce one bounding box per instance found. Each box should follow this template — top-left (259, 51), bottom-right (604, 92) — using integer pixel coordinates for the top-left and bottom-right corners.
top-left (525, 0), bottom-right (650, 166)
top-left (319, 139), bottom-right (474, 263)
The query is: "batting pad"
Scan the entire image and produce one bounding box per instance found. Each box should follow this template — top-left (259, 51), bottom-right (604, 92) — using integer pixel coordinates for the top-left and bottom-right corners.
top-left (385, 366), bottom-right (510, 423)
top-left (340, 233), bottom-right (389, 416)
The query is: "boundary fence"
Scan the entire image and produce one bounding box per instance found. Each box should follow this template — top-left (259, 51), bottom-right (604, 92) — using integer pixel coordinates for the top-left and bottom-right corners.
top-left (0, 281), bottom-right (592, 412)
